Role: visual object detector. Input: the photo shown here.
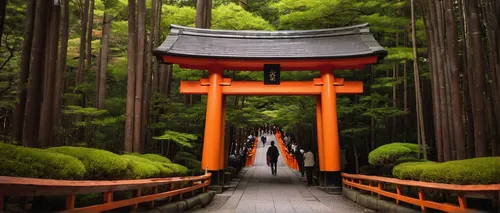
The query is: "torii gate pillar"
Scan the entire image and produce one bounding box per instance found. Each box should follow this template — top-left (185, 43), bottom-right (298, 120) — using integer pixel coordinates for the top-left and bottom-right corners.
top-left (320, 69), bottom-right (342, 190)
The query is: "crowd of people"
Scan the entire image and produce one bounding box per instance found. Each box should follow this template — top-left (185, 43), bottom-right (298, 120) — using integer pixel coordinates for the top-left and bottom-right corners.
top-left (228, 124), bottom-right (316, 186)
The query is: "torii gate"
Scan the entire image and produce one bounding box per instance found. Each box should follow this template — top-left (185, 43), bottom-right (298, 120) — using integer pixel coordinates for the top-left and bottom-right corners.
top-left (154, 23), bottom-right (387, 191)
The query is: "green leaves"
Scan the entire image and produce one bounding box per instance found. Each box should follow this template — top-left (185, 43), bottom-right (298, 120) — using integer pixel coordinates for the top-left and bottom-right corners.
top-left (153, 131), bottom-right (197, 148)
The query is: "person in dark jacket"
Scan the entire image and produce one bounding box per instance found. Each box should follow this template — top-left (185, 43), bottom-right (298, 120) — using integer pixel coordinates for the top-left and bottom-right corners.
top-left (294, 146), bottom-right (305, 177)
top-left (266, 141), bottom-right (280, 176)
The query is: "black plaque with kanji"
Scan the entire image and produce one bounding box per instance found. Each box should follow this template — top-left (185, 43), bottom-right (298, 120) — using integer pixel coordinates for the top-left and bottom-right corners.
top-left (264, 64), bottom-right (280, 85)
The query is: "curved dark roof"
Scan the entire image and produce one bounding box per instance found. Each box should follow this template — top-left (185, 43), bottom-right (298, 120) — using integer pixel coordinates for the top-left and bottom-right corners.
top-left (154, 23), bottom-right (387, 61)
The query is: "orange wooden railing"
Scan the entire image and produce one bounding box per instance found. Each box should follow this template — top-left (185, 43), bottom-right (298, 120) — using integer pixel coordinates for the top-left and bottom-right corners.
top-left (275, 131), bottom-right (298, 171)
top-left (342, 172), bottom-right (500, 213)
top-left (0, 173), bottom-right (211, 213)
top-left (245, 137), bottom-right (258, 167)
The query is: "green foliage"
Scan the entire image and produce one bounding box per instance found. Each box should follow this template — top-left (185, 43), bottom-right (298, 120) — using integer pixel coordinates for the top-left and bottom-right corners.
top-left (121, 155), bottom-right (162, 179)
top-left (153, 131), bottom-right (197, 148)
top-left (393, 157), bottom-right (500, 185)
top-left (212, 3), bottom-right (274, 30)
top-left (174, 152), bottom-right (202, 170)
top-left (368, 142), bottom-right (420, 165)
top-left (47, 146), bottom-right (130, 180)
top-left (164, 163), bottom-right (189, 176)
top-left (419, 157), bottom-right (500, 185)
top-left (140, 153), bottom-right (173, 164)
top-left (392, 161), bottom-right (436, 180)
top-left (0, 143), bottom-right (86, 180)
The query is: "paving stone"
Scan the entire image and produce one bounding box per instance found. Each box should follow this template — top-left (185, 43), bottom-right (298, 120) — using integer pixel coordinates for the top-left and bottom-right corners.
top-left (188, 134), bottom-right (364, 213)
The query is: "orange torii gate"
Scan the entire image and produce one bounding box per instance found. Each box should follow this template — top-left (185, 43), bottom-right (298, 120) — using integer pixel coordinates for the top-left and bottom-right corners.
top-left (154, 24), bottom-right (387, 192)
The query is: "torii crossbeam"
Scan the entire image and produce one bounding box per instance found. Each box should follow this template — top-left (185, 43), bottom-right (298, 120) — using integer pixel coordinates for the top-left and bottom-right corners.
top-left (154, 23), bottom-right (387, 192)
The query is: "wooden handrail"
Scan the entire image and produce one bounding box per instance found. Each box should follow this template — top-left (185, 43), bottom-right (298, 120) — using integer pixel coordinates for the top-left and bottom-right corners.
top-left (0, 173), bottom-right (211, 212)
top-left (342, 172), bottom-right (500, 213)
top-left (342, 173), bottom-right (500, 191)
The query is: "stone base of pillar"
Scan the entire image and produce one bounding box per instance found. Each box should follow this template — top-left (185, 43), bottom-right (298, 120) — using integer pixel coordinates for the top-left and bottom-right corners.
top-left (209, 170), bottom-right (223, 193)
top-left (323, 171), bottom-right (342, 194)
top-left (318, 171), bottom-right (326, 187)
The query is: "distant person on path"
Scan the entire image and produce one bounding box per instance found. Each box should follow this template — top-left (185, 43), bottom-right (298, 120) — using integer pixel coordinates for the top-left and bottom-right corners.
top-left (266, 141), bottom-right (280, 176)
top-left (303, 148), bottom-right (315, 186)
top-left (261, 135), bottom-right (266, 147)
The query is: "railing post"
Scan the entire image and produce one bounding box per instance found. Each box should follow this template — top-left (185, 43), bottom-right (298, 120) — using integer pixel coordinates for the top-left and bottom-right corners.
top-left (369, 181), bottom-right (373, 196)
top-left (104, 191), bottom-right (113, 203)
top-left (132, 188), bottom-right (142, 210)
top-left (418, 187), bottom-right (426, 212)
top-left (457, 193), bottom-right (467, 209)
top-left (150, 186), bottom-right (158, 207)
top-left (66, 194), bottom-right (75, 210)
top-left (377, 182), bottom-right (381, 200)
top-left (168, 183), bottom-right (174, 202)
top-left (396, 185), bottom-right (401, 205)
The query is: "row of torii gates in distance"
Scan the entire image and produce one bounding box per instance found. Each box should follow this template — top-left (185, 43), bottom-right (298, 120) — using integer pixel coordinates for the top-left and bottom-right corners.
top-left (154, 23), bottom-right (387, 191)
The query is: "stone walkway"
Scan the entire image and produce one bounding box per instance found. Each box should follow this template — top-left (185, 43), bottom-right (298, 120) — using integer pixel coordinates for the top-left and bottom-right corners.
top-left (190, 134), bottom-right (366, 213)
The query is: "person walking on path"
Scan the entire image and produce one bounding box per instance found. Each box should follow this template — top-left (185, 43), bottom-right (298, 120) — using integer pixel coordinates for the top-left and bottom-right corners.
top-left (261, 135), bottom-right (266, 147)
top-left (303, 148), bottom-right (315, 186)
top-left (266, 141), bottom-right (280, 176)
top-left (294, 146), bottom-right (305, 177)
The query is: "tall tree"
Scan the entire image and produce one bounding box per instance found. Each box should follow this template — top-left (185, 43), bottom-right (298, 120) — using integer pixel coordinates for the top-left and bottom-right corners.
top-left (133, 0), bottom-right (146, 153)
top-left (23, 0), bottom-right (49, 147)
top-left (443, 0), bottom-right (465, 159)
top-left (124, 0), bottom-right (136, 152)
top-left (86, 0), bottom-right (95, 76)
top-left (38, 3), bottom-right (61, 147)
top-left (97, 12), bottom-right (111, 109)
top-left (465, 0), bottom-right (487, 157)
top-left (142, 0), bottom-right (157, 151)
top-left (76, 0), bottom-right (90, 85)
top-left (12, 0), bottom-right (36, 143)
top-left (52, 0), bottom-right (70, 145)
top-left (411, 0), bottom-right (427, 159)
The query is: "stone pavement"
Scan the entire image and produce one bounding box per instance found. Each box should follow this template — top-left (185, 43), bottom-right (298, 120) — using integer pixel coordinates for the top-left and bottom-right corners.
top-left (190, 134), bottom-right (366, 213)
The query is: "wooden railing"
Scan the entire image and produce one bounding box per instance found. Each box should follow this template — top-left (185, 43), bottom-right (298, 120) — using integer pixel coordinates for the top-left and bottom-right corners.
top-left (0, 173), bottom-right (211, 213)
top-left (342, 172), bottom-right (500, 213)
top-left (245, 137), bottom-right (258, 167)
top-left (275, 131), bottom-right (298, 171)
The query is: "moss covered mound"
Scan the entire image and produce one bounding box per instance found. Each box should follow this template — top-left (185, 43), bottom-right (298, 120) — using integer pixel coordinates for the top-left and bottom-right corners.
top-left (392, 157), bottom-right (500, 185)
top-left (140, 154), bottom-right (172, 164)
top-left (47, 146), bottom-right (130, 180)
top-left (122, 155), bottom-right (162, 179)
top-left (0, 143), bottom-right (86, 180)
top-left (368, 142), bottom-right (420, 165)
top-left (164, 163), bottom-right (189, 176)
top-left (392, 161), bottom-right (437, 181)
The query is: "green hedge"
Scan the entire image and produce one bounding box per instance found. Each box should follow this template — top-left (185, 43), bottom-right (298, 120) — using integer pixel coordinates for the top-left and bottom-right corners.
top-left (0, 143), bottom-right (86, 180)
top-left (141, 153), bottom-right (172, 164)
top-left (122, 155), bottom-right (162, 179)
top-left (392, 157), bottom-right (500, 185)
top-left (47, 146), bottom-right (130, 180)
top-left (163, 163), bottom-right (189, 176)
top-left (420, 157), bottom-right (500, 185)
top-left (392, 161), bottom-right (437, 181)
top-left (368, 142), bottom-right (420, 165)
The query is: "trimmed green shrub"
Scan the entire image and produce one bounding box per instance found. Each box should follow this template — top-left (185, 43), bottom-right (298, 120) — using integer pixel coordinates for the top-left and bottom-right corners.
top-left (368, 142), bottom-right (420, 165)
top-left (0, 143), bottom-right (86, 179)
top-left (419, 157), bottom-right (500, 185)
top-left (163, 163), bottom-right (188, 176)
top-left (122, 155), bottom-right (161, 179)
top-left (394, 157), bottom-right (430, 165)
top-left (174, 151), bottom-right (201, 170)
top-left (141, 154), bottom-right (172, 164)
top-left (392, 161), bottom-right (437, 180)
top-left (47, 146), bottom-right (130, 180)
